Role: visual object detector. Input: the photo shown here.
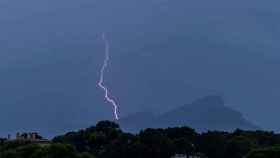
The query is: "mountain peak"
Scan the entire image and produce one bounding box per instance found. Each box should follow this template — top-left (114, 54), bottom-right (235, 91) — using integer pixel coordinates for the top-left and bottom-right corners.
top-left (120, 96), bottom-right (259, 132)
top-left (192, 95), bottom-right (225, 107)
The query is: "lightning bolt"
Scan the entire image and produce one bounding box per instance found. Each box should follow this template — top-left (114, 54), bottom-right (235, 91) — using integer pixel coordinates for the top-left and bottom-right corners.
top-left (98, 33), bottom-right (120, 120)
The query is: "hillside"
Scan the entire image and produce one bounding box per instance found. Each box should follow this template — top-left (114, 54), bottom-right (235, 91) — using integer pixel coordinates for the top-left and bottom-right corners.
top-left (119, 96), bottom-right (259, 132)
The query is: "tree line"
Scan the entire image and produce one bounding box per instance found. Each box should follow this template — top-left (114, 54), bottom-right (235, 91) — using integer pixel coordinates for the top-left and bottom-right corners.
top-left (1, 120), bottom-right (280, 158)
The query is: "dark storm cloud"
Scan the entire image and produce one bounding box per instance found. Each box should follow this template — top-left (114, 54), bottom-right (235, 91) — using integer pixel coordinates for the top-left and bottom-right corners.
top-left (0, 0), bottom-right (280, 136)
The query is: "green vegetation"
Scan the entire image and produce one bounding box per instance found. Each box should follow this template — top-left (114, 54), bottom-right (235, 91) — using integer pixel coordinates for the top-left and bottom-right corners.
top-left (0, 142), bottom-right (95, 158)
top-left (246, 146), bottom-right (280, 158)
top-left (1, 121), bottom-right (280, 158)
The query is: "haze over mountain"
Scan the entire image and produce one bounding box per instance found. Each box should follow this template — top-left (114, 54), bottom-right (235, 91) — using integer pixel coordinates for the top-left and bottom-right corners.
top-left (0, 0), bottom-right (280, 136)
top-left (119, 96), bottom-right (259, 132)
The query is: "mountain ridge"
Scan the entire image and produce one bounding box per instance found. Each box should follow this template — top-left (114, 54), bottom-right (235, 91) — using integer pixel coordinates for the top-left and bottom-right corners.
top-left (119, 96), bottom-right (259, 132)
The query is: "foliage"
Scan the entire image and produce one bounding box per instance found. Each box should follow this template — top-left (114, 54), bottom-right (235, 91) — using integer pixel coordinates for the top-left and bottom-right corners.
top-left (0, 143), bottom-right (94, 158)
top-left (2, 121), bottom-right (280, 158)
top-left (246, 146), bottom-right (280, 158)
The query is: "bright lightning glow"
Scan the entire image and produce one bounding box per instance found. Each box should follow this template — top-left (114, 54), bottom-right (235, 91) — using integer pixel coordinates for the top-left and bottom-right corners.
top-left (98, 33), bottom-right (120, 120)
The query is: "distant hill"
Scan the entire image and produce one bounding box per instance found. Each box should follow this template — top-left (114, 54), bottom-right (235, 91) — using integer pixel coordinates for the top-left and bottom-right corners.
top-left (119, 96), bottom-right (259, 132)
top-left (118, 112), bottom-right (156, 132)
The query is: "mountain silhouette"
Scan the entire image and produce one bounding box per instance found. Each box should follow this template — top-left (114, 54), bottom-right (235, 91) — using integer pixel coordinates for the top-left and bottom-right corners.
top-left (119, 96), bottom-right (259, 132)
